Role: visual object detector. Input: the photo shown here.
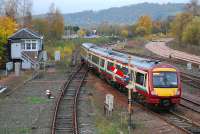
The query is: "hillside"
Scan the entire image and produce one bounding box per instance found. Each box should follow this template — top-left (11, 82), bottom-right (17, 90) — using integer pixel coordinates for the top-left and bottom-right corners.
top-left (35, 3), bottom-right (186, 26)
top-left (63, 3), bottom-right (185, 26)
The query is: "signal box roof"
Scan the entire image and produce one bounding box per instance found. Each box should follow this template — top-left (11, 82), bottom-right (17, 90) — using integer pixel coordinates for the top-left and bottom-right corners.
top-left (9, 28), bottom-right (43, 40)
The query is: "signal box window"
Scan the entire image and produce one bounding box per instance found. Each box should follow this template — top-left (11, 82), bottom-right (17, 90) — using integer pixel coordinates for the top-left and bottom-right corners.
top-left (26, 43), bottom-right (31, 50)
top-left (32, 43), bottom-right (36, 49)
top-left (136, 72), bottom-right (146, 86)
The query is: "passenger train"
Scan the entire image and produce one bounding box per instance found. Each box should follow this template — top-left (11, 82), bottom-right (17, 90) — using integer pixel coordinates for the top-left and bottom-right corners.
top-left (80, 43), bottom-right (182, 107)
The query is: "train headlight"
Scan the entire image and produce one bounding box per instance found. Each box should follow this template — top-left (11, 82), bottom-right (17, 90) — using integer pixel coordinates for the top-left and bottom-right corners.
top-left (151, 91), bottom-right (157, 96)
top-left (176, 90), bottom-right (180, 96)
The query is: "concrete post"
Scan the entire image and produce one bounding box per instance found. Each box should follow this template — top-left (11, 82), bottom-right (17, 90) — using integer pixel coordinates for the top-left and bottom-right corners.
top-left (55, 51), bottom-right (61, 61)
top-left (15, 62), bottom-right (20, 76)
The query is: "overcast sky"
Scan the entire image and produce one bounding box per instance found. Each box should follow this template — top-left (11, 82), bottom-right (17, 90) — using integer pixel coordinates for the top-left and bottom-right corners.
top-left (32, 0), bottom-right (190, 15)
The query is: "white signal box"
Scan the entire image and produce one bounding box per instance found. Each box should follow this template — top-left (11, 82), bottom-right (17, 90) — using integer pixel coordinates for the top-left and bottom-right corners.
top-left (105, 94), bottom-right (114, 111)
top-left (55, 51), bottom-right (61, 61)
top-left (187, 62), bottom-right (192, 70)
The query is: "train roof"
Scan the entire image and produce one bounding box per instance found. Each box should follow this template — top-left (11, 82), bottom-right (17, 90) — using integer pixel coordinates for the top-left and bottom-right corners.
top-left (82, 43), bottom-right (165, 69)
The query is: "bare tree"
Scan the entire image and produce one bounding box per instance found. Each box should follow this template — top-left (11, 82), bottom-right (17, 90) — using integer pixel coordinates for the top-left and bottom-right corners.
top-left (186, 0), bottom-right (200, 16)
top-left (46, 3), bottom-right (64, 40)
top-left (19, 0), bottom-right (33, 27)
top-left (4, 0), bottom-right (18, 20)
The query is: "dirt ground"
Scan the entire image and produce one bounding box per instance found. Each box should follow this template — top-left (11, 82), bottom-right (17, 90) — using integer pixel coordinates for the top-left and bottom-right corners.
top-left (87, 73), bottom-right (185, 134)
top-left (0, 63), bottom-right (68, 134)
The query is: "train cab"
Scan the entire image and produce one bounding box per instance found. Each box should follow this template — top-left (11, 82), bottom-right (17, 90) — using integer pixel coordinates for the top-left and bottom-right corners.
top-left (147, 65), bottom-right (181, 107)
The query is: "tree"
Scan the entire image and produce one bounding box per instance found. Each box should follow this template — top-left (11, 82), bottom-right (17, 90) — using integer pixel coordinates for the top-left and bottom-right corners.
top-left (136, 15), bottom-right (153, 36)
top-left (32, 18), bottom-right (48, 36)
top-left (171, 13), bottom-right (193, 43)
top-left (120, 29), bottom-right (129, 38)
top-left (182, 17), bottom-right (200, 45)
top-left (152, 20), bottom-right (162, 34)
top-left (46, 3), bottom-right (64, 40)
top-left (4, 0), bottom-right (18, 20)
top-left (135, 26), bottom-right (146, 36)
top-left (19, 0), bottom-right (33, 28)
top-left (186, 0), bottom-right (200, 16)
top-left (78, 29), bottom-right (86, 37)
top-left (0, 16), bottom-right (18, 66)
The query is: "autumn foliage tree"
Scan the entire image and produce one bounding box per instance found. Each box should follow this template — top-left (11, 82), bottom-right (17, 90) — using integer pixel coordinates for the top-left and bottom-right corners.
top-left (136, 15), bottom-right (152, 36)
top-left (77, 29), bottom-right (86, 37)
top-left (0, 16), bottom-right (17, 66)
top-left (32, 18), bottom-right (48, 37)
top-left (120, 29), bottom-right (129, 38)
top-left (152, 20), bottom-right (162, 34)
top-left (182, 16), bottom-right (200, 46)
top-left (171, 13), bottom-right (193, 44)
top-left (46, 3), bottom-right (64, 40)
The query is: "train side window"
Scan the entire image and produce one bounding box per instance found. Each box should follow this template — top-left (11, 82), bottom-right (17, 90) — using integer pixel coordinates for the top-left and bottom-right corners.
top-left (100, 59), bottom-right (105, 67)
top-left (116, 64), bottom-right (121, 70)
top-left (92, 55), bottom-right (99, 64)
top-left (88, 53), bottom-right (91, 60)
top-left (116, 65), bottom-right (128, 75)
top-left (107, 61), bottom-right (114, 71)
top-left (136, 72), bottom-right (146, 86)
top-left (122, 67), bottom-right (128, 75)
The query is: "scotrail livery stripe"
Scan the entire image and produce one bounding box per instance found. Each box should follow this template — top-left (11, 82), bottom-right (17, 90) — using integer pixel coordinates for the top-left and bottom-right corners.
top-left (154, 88), bottom-right (178, 97)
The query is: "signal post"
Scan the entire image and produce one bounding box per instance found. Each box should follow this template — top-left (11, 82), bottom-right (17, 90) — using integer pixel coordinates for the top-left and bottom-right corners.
top-left (126, 55), bottom-right (135, 133)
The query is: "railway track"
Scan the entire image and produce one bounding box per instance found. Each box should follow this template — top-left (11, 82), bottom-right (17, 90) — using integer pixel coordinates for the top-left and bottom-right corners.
top-left (134, 101), bottom-right (200, 134)
top-left (114, 48), bottom-right (200, 133)
top-left (180, 96), bottom-right (200, 114)
top-left (51, 65), bottom-right (88, 134)
top-left (180, 72), bottom-right (200, 89)
top-left (161, 111), bottom-right (200, 134)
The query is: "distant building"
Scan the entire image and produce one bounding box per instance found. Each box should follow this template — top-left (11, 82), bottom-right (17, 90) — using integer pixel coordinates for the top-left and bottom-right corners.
top-left (8, 28), bottom-right (44, 69)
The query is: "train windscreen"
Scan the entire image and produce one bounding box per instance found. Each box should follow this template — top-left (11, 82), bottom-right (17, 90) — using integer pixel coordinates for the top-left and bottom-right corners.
top-left (153, 72), bottom-right (178, 88)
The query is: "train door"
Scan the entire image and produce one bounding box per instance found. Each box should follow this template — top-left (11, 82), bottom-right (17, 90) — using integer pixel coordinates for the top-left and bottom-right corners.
top-left (135, 71), bottom-right (148, 93)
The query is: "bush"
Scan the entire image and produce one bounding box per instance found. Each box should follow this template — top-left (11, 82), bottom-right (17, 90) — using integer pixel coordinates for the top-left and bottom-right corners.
top-left (182, 17), bottom-right (200, 46)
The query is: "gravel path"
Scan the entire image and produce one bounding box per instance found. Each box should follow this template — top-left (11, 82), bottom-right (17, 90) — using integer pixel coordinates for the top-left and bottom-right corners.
top-left (145, 39), bottom-right (200, 64)
top-left (0, 65), bottom-right (67, 134)
top-left (88, 74), bottom-right (185, 134)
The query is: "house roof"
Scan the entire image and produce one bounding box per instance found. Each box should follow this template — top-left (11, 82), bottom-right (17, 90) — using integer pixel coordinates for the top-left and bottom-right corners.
top-left (9, 28), bottom-right (43, 40)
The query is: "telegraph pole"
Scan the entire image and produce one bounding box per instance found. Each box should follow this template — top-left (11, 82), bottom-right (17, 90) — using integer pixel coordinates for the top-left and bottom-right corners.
top-left (127, 56), bottom-right (132, 134)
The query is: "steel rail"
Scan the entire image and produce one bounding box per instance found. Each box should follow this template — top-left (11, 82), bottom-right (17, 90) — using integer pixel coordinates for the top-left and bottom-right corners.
top-left (51, 65), bottom-right (83, 134)
top-left (180, 97), bottom-right (200, 114)
top-left (73, 69), bottom-right (88, 134)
